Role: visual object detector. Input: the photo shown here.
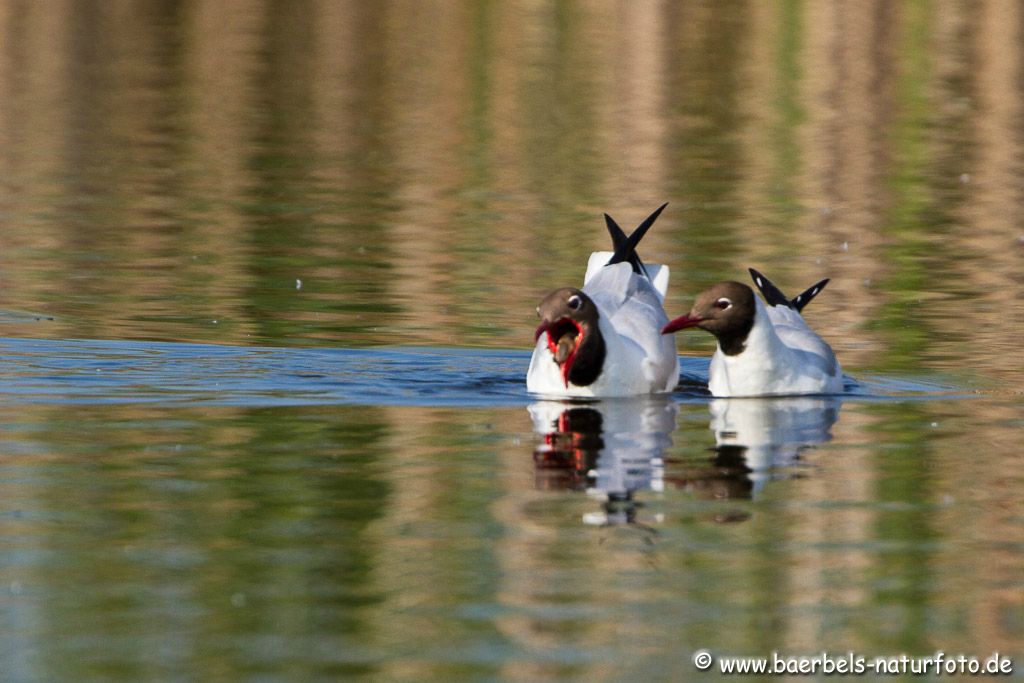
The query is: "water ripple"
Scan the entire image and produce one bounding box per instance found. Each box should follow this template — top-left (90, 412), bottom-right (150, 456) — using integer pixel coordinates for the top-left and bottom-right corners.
top-left (0, 338), bottom-right (959, 408)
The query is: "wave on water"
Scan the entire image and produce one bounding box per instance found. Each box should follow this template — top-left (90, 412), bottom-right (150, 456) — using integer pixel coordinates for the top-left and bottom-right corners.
top-left (0, 338), bottom-right (962, 408)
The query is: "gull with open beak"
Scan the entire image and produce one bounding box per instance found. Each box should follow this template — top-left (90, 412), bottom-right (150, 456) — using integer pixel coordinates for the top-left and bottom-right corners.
top-left (527, 204), bottom-right (680, 398)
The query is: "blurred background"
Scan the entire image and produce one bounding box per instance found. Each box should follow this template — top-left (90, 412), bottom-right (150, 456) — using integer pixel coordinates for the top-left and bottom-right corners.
top-left (0, 2), bottom-right (1022, 680)
top-left (0, 0), bottom-right (1020, 384)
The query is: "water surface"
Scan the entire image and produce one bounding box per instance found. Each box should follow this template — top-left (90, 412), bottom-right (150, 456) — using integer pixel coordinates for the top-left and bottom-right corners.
top-left (0, 1), bottom-right (1022, 680)
top-left (1, 337), bottom-right (1018, 680)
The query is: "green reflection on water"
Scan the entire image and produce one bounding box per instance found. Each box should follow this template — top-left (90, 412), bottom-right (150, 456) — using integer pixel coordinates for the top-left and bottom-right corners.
top-left (9, 406), bottom-right (393, 679)
top-left (0, 0), bottom-right (1022, 679)
top-left (0, 393), bottom-right (1021, 679)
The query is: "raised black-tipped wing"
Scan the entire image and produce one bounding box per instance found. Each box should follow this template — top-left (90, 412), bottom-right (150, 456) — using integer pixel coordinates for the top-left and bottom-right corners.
top-left (604, 214), bottom-right (647, 277)
top-left (749, 268), bottom-right (830, 312)
top-left (748, 268), bottom-right (791, 308)
top-left (791, 278), bottom-right (829, 312)
top-left (605, 202), bottom-right (668, 279)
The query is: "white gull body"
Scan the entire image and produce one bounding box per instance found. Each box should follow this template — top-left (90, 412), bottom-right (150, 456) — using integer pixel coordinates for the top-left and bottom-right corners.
top-left (527, 252), bottom-right (680, 398)
top-left (708, 295), bottom-right (843, 397)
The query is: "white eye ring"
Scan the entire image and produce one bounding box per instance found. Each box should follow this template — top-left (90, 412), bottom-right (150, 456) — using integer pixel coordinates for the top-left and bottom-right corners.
top-left (567, 295), bottom-right (582, 311)
top-left (715, 297), bottom-right (732, 310)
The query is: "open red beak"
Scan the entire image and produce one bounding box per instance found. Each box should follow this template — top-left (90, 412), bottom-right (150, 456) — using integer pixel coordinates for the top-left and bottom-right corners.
top-left (535, 318), bottom-right (584, 387)
top-left (661, 314), bottom-right (704, 334)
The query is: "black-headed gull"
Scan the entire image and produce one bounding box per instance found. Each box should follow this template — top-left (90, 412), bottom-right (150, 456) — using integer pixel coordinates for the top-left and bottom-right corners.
top-left (661, 268), bottom-right (842, 397)
top-left (527, 205), bottom-right (679, 397)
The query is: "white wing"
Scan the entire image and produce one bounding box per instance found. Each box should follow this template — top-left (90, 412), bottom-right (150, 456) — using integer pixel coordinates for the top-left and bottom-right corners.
top-left (765, 304), bottom-right (839, 378)
top-left (585, 262), bottom-right (679, 392)
top-left (584, 252), bottom-right (670, 302)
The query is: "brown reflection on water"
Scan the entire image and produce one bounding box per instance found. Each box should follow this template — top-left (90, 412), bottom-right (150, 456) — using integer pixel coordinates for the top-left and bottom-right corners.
top-left (950, 1), bottom-right (1024, 370)
top-left (0, 1), bottom-right (1021, 386)
top-left (494, 403), bottom-right (1023, 674)
top-left (0, 3), bottom-right (1021, 678)
top-left (0, 396), bottom-right (1020, 676)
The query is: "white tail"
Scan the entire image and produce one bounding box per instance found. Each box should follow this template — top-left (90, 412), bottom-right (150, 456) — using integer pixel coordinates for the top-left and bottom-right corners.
top-left (584, 252), bottom-right (670, 302)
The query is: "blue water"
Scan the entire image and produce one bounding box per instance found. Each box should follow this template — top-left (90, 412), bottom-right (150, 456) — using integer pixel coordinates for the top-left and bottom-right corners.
top-left (0, 340), bottom-right (1017, 680)
top-left (0, 337), bottom-right (958, 408)
top-left (1, 1), bottom-right (1022, 678)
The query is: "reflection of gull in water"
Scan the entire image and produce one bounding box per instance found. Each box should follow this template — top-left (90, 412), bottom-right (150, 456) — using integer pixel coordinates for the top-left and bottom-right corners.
top-left (529, 395), bottom-right (842, 523)
top-left (707, 396), bottom-right (841, 497)
top-left (529, 397), bottom-right (677, 525)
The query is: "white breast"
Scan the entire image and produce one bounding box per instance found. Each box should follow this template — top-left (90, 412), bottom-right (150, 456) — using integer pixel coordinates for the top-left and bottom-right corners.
top-left (707, 297), bottom-right (843, 397)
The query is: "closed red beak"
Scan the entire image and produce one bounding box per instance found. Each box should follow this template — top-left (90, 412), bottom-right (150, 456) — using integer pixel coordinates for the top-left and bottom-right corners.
top-left (661, 314), bottom-right (703, 334)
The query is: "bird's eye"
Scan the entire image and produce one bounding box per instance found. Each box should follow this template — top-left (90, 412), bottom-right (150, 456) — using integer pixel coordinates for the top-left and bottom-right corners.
top-left (567, 295), bottom-right (582, 311)
top-left (715, 297), bottom-right (732, 310)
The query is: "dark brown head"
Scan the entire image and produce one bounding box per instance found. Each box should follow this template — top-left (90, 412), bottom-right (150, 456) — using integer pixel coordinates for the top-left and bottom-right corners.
top-left (661, 281), bottom-right (756, 356)
top-left (534, 288), bottom-right (606, 387)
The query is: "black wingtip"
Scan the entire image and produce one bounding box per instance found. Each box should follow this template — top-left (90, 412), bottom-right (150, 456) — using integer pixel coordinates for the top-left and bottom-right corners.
top-left (748, 267), bottom-right (791, 308)
top-left (791, 278), bottom-right (830, 312)
top-left (606, 203), bottom-right (668, 278)
top-left (604, 214), bottom-right (628, 252)
top-left (605, 212), bottom-right (645, 276)
top-left (749, 268), bottom-right (831, 312)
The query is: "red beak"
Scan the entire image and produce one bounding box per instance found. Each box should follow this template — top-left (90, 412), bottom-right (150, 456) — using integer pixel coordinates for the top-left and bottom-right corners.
top-left (534, 318), bottom-right (584, 388)
top-left (661, 314), bottom-right (704, 334)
